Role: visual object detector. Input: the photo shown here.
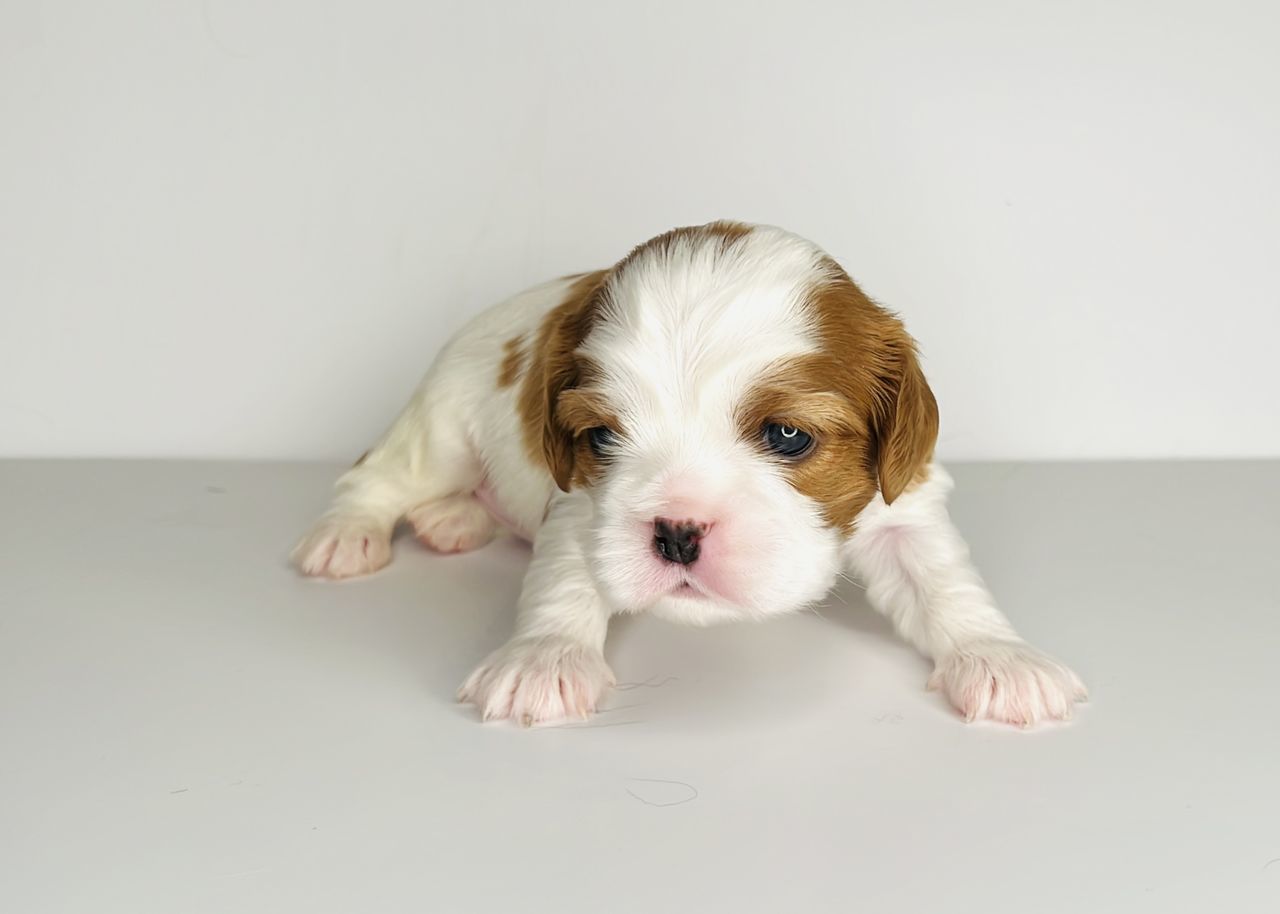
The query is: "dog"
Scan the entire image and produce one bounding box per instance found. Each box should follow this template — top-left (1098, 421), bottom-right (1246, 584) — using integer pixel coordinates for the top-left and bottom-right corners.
top-left (293, 221), bottom-right (1086, 728)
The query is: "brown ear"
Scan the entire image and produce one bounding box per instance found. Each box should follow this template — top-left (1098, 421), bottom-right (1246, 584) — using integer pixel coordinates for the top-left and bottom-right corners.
top-left (541, 345), bottom-right (580, 492)
top-left (521, 271), bottom-right (609, 492)
top-left (875, 345), bottom-right (939, 504)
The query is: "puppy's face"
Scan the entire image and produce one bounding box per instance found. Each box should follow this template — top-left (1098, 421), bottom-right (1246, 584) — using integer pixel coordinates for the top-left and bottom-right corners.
top-left (535, 223), bottom-right (938, 624)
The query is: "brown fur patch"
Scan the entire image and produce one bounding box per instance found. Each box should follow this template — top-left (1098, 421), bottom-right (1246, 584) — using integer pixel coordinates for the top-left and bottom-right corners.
top-left (737, 358), bottom-right (881, 531)
top-left (497, 334), bottom-right (525, 388)
top-left (768, 259), bottom-right (938, 529)
top-left (700, 219), bottom-right (753, 243)
top-left (613, 220), bottom-right (753, 277)
top-left (516, 270), bottom-right (611, 490)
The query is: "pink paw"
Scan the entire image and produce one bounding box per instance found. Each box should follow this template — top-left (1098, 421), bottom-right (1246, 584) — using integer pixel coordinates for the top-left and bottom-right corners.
top-left (457, 636), bottom-right (615, 726)
top-left (929, 639), bottom-right (1087, 728)
top-left (291, 517), bottom-right (391, 579)
top-left (408, 495), bottom-right (496, 554)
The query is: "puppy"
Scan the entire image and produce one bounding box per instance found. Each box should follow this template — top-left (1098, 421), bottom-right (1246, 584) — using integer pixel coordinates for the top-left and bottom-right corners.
top-left (293, 221), bottom-right (1086, 728)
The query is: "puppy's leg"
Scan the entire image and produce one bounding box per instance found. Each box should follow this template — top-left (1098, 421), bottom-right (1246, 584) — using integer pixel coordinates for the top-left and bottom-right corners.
top-left (844, 465), bottom-right (1086, 727)
top-left (405, 493), bottom-right (496, 555)
top-left (458, 493), bottom-right (614, 726)
top-left (292, 390), bottom-right (482, 579)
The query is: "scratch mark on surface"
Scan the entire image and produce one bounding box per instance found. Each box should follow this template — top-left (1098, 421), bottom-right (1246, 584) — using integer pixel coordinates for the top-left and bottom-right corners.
top-left (220, 866), bottom-right (269, 879)
top-left (542, 719), bottom-right (646, 731)
top-left (573, 719), bottom-right (646, 730)
top-left (595, 703), bottom-right (647, 714)
top-left (615, 676), bottom-right (680, 692)
top-left (626, 778), bottom-right (699, 807)
top-left (169, 788), bottom-right (189, 794)
top-left (1264, 857), bottom-right (1280, 871)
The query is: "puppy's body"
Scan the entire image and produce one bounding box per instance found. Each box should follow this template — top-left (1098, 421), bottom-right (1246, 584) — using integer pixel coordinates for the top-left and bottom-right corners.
top-left (294, 222), bottom-right (1086, 727)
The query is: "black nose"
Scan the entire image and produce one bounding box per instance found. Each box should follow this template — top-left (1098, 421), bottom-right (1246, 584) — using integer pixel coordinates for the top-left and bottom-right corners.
top-left (653, 518), bottom-right (704, 566)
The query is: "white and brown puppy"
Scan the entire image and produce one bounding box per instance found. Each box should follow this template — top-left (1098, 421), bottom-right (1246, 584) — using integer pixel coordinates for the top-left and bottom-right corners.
top-left (293, 221), bottom-right (1086, 728)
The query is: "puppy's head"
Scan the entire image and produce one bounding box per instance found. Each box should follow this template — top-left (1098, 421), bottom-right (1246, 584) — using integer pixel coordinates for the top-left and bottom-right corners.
top-left (530, 222), bottom-right (937, 623)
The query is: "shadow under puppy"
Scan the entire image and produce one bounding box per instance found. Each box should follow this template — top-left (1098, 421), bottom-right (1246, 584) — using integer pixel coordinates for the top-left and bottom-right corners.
top-left (293, 221), bottom-right (1087, 728)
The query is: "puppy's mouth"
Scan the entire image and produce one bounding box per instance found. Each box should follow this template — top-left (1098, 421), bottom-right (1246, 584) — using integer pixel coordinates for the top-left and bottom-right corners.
top-left (670, 578), bottom-right (711, 600)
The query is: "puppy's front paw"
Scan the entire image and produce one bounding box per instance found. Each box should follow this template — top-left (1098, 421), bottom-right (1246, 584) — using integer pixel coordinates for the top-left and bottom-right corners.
top-left (929, 639), bottom-right (1087, 728)
top-left (457, 636), bottom-right (615, 726)
top-left (291, 517), bottom-right (391, 579)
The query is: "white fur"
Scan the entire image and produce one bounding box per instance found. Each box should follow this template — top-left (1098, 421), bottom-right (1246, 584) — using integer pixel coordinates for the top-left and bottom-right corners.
top-left (293, 225), bottom-right (1085, 728)
top-left (846, 465), bottom-right (1087, 727)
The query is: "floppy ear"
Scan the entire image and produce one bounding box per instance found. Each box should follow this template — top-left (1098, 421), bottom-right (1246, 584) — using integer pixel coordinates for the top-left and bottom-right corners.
top-left (530, 272), bottom-right (608, 492)
top-left (540, 346), bottom-right (580, 493)
top-left (874, 344), bottom-right (939, 504)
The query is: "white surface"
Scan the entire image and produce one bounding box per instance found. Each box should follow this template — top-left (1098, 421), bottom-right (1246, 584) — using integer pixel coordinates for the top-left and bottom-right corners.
top-left (1, 459), bottom-right (1278, 913)
top-left (3, 1), bottom-right (1279, 461)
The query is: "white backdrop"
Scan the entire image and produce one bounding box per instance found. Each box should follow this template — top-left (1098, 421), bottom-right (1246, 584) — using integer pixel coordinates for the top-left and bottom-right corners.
top-left (2, 0), bottom-right (1277, 460)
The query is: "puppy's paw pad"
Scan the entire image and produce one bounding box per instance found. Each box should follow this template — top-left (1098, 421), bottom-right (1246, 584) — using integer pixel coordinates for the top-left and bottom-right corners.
top-left (291, 519), bottom-right (391, 579)
top-left (408, 496), bottom-right (496, 554)
top-left (930, 639), bottom-right (1086, 728)
top-left (457, 637), bottom-right (615, 726)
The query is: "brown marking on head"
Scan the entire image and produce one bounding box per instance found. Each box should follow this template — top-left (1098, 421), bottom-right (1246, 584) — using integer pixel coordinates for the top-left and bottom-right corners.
top-left (497, 334), bottom-right (526, 388)
top-left (700, 219), bottom-right (754, 243)
top-left (613, 220), bottom-right (753, 277)
top-left (516, 270), bottom-right (611, 491)
top-left (736, 359), bottom-right (881, 530)
top-left (741, 261), bottom-right (938, 529)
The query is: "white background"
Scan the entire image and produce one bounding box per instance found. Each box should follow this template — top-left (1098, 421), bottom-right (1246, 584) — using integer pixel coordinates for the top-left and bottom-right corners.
top-left (2, 0), bottom-right (1277, 461)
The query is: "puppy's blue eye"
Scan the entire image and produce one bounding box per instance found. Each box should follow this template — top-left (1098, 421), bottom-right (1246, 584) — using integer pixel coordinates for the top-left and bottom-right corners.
top-left (763, 423), bottom-right (814, 459)
top-left (586, 426), bottom-right (616, 457)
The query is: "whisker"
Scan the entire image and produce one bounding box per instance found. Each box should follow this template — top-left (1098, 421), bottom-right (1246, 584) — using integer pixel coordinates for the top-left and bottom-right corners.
top-left (836, 570), bottom-right (866, 592)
